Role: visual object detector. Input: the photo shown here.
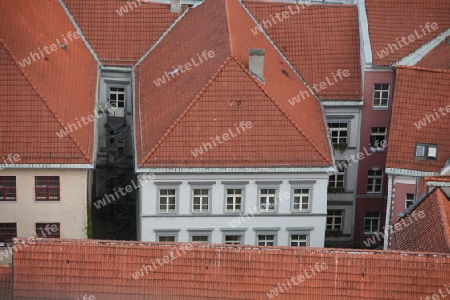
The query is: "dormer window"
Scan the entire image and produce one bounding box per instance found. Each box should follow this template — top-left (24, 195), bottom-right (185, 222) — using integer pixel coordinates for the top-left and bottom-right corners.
top-left (415, 143), bottom-right (437, 159)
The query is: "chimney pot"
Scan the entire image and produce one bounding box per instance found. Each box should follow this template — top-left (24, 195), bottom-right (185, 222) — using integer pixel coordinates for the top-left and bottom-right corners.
top-left (248, 48), bottom-right (265, 81)
top-left (170, 0), bottom-right (182, 13)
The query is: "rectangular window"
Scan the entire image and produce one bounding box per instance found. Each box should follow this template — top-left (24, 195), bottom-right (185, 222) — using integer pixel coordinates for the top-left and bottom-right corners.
top-left (370, 127), bottom-right (387, 150)
top-left (226, 189), bottom-right (243, 212)
top-left (0, 223), bottom-right (17, 247)
top-left (35, 176), bottom-right (60, 201)
top-left (158, 236), bottom-right (176, 242)
top-left (192, 189), bottom-right (210, 213)
top-left (0, 176), bottom-right (16, 201)
top-left (290, 234), bottom-right (308, 247)
top-left (406, 193), bottom-right (415, 208)
top-left (109, 87), bottom-right (125, 108)
top-left (367, 170), bottom-right (383, 193)
top-left (364, 212), bottom-right (380, 234)
top-left (257, 234), bottom-right (275, 246)
top-left (191, 235), bottom-right (209, 243)
top-left (328, 123), bottom-right (348, 145)
top-left (292, 189), bottom-right (310, 212)
top-left (224, 235), bottom-right (242, 245)
top-left (35, 223), bottom-right (60, 238)
top-left (328, 163), bottom-right (346, 192)
top-left (159, 189), bottom-right (176, 213)
top-left (326, 210), bottom-right (343, 231)
top-left (259, 188), bottom-right (277, 213)
top-left (373, 84), bottom-right (389, 108)
top-left (416, 144), bottom-right (437, 159)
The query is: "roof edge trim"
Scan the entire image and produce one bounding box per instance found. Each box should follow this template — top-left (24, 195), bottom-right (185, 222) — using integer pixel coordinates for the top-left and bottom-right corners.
top-left (386, 168), bottom-right (439, 177)
top-left (135, 166), bottom-right (335, 174)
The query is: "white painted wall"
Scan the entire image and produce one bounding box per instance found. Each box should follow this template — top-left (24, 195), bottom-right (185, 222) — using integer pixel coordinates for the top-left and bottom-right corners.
top-left (0, 169), bottom-right (89, 239)
top-left (138, 172), bottom-right (329, 247)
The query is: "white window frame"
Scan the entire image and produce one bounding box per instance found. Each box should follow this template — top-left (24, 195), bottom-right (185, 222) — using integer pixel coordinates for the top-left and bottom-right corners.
top-left (373, 83), bottom-right (389, 109)
top-left (256, 233), bottom-right (277, 246)
top-left (291, 188), bottom-right (311, 213)
top-left (258, 187), bottom-right (279, 213)
top-left (328, 162), bottom-right (346, 192)
top-left (328, 122), bottom-right (348, 145)
top-left (108, 86), bottom-right (126, 109)
top-left (370, 127), bottom-right (387, 151)
top-left (289, 233), bottom-right (308, 247)
top-left (223, 234), bottom-right (243, 245)
top-left (225, 188), bottom-right (244, 213)
top-left (158, 188), bottom-right (177, 214)
top-left (326, 210), bottom-right (343, 231)
top-left (155, 230), bottom-right (179, 242)
top-left (367, 170), bottom-right (383, 193)
top-left (191, 188), bottom-right (211, 214)
top-left (364, 212), bottom-right (380, 235)
top-left (405, 193), bottom-right (415, 209)
top-left (415, 143), bottom-right (437, 159)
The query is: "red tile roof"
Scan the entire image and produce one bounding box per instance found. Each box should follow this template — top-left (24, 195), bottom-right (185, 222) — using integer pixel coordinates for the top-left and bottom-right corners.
top-left (0, 0), bottom-right (98, 165)
top-left (395, 188), bottom-right (450, 253)
top-left (62, 0), bottom-right (186, 66)
top-left (0, 265), bottom-right (12, 300)
top-left (135, 0), bottom-right (332, 169)
top-left (244, 1), bottom-right (362, 101)
top-left (12, 238), bottom-right (450, 299)
top-left (386, 66), bottom-right (450, 173)
top-left (366, 0), bottom-right (450, 66)
top-left (417, 39), bottom-right (450, 70)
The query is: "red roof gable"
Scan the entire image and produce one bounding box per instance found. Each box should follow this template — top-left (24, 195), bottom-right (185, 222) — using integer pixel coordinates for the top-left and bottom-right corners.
top-left (62, 0), bottom-right (186, 66)
top-left (135, 0), bottom-right (332, 169)
top-left (244, 1), bottom-right (362, 101)
top-left (417, 39), bottom-right (450, 70)
top-left (366, 0), bottom-right (450, 66)
top-left (0, 0), bottom-right (98, 164)
top-left (386, 66), bottom-right (450, 173)
top-left (12, 238), bottom-right (450, 299)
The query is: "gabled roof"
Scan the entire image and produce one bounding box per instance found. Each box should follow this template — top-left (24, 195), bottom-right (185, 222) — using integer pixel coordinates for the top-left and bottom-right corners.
top-left (416, 38), bottom-right (450, 70)
top-left (0, 0), bottom-right (98, 165)
top-left (62, 0), bottom-right (187, 66)
top-left (12, 238), bottom-right (450, 299)
top-left (0, 266), bottom-right (12, 300)
top-left (243, 1), bottom-right (362, 101)
top-left (135, 0), bottom-right (332, 169)
top-left (395, 188), bottom-right (450, 253)
top-left (386, 66), bottom-right (450, 173)
top-left (366, 0), bottom-right (450, 66)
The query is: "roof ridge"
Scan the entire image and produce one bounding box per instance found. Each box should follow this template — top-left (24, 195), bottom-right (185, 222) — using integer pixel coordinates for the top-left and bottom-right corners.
top-left (435, 188), bottom-right (450, 250)
top-left (0, 38), bottom-right (92, 164)
top-left (396, 64), bottom-right (450, 74)
top-left (139, 56), bottom-right (235, 166)
top-left (230, 56), bottom-right (332, 165)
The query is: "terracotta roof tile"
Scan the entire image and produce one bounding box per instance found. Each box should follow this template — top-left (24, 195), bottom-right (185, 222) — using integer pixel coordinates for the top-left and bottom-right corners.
top-left (12, 238), bottom-right (450, 299)
top-left (416, 39), bottom-right (450, 70)
top-left (386, 66), bottom-right (450, 173)
top-left (135, 0), bottom-right (332, 168)
top-left (0, 266), bottom-right (12, 300)
top-left (366, 0), bottom-right (450, 66)
top-left (395, 188), bottom-right (450, 253)
top-left (62, 0), bottom-right (186, 66)
top-left (0, 0), bottom-right (98, 164)
top-left (244, 1), bottom-right (362, 101)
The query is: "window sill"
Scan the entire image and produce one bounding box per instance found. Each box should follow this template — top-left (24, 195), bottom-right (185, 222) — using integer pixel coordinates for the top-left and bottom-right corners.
top-left (372, 107), bottom-right (389, 111)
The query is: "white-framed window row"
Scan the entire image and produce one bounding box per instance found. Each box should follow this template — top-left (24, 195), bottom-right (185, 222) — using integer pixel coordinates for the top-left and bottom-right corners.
top-left (155, 230), bottom-right (180, 243)
top-left (257, 182), bottom-right (281, 214)
top-left (222, 182), bottom-right (248, 214)
top-left (189, 229), bottom-right (213, 244)
top-left (157, 185), bottom-right (179, 214)
top-left (373, 83), bottom-right (389, 109)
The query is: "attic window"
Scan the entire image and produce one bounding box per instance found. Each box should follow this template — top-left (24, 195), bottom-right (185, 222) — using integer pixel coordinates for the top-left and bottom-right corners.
top-left (415, 143), bottom-right (437, 159)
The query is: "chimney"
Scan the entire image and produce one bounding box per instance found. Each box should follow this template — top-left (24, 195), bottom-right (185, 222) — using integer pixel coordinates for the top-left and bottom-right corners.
top-left (170, 0), bottom-right (182, 13)
top-left (248, 48), bottom-right (265, 81)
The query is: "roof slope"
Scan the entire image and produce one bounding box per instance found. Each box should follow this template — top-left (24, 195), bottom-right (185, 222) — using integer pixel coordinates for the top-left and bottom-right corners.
top-left (135, 0), bottom-right (332, 169)
top-left (62, 0), bottom-right (186, 66)
top-left (0, 0), bottom-right (98, 165)
top-left (366, 0), bottom-right (450, 66)
top-left (416, 39), bottom-right (450, 70)
top-left (395, 188), bottom-right (450, 253)
top-left (244, 1), bottom-right (362, 101)
top-left (13, 238), bottom-right (450, 299)
top-left (386, 66), bottom-right (450, 173)
top-left (0, 266), bottom-right (12, 300)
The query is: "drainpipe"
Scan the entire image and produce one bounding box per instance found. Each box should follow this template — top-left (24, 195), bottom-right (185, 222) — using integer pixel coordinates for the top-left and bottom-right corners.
top-left (383, 175), bottom-right (394, 250)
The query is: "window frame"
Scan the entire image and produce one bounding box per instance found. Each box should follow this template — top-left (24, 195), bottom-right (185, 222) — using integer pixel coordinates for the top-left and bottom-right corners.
top-left (258, 186), bottom-right (279, 214)
top-left (405, 193), bottom-right (415, 209)
top-left (367, 170), bottom-right (383, 194)
top-left (224, 187), bottom-right (244, 214)
top-left (0, 176), bottom-right (16, 201)
top-left (327, 122), bottom-right (349, 145)
top-left (256, 233), bottom-right (277, 246)
top-left (223, 234), bottom-right (243, 245)
top-left (289, 233), bottom-right (309, 247)
top-left (191, 188), bottom-right (211, 214)
top-left (364, 212), bottom-right (380, 235)
top-left (35, 223), bottom-right (60, 238)
top-left (35, 176), bottom-right (60, 201)
top-left (0, 223), bottom-right (17, 247)
top-left (372, 83), bottom-right (389, 109)
top-left (328, 162), bottom-right (346, 192)
top-left (369, 127), bottom-right (387, 152)
top-left (415, 143), bottom-right (438, 160)
top-left (291, 187), bottom-right (311, 213)
top-left (108, 85), bottom-right (127, 109)
top-left (158, 188), bottom-right (178, 214)
top-left (326, 210), bottom-right (343, 231)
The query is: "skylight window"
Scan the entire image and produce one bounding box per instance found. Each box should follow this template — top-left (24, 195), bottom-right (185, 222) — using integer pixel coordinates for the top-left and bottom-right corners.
top-left (415, 143), bottom-right (437, 159)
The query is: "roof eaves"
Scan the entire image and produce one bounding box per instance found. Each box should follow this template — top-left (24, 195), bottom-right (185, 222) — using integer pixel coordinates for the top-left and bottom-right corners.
top-left (386, 168), bottom-right (439, 177)
top-left (135, 166), bottom-right (336, 174)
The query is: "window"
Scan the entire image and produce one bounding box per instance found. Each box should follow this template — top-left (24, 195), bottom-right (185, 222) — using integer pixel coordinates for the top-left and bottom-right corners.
top-left (191, 235), bottom-right (210, 243)
top-left (35, 176), bottom-right (60, 201)
top-left (373, 84), bottom-right (389, 108)
top-left (406, 193), bottom-right (415, 208)
top-left (292, 189), bottom-right (310, 212)
top-left (328, 163), bottom-right (346, 192)
top-left (326, 210), bottom-right (343, 231)
top-left (35, 223), bottom-right (60, 238)
top-left (259, 188), bottom-right (277, 213)
top-left (257, 234), bottom-right (275, 246)
top-left (158, 235), bottom-right (176, 242)
top-left (159, 189), bottom-right (176, 213)
top-left (370, 127), bottom-right (387, 150)
top-left (290, 234), bottom-right (308, 247)
top-left (109, 87), bottom-right (125, 108)
top-left (224, 235), bottom-right (242, 245)
top-left (192, 189), bottom-right (210, 213)
top-left (367, 170), bottom-right (383, 193)
top-left (328, 123), bottom-right (348, 145)
top-left (364, 212), bottom-right (380, 235)
top-left (0, 176), bottom-right (16, 201)
top-left (415, 144), bottom-right (437, 159)
top-left (226, 189), bottom-right (243, 212)
top-left (0, 223), bottom-right (16, 247)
